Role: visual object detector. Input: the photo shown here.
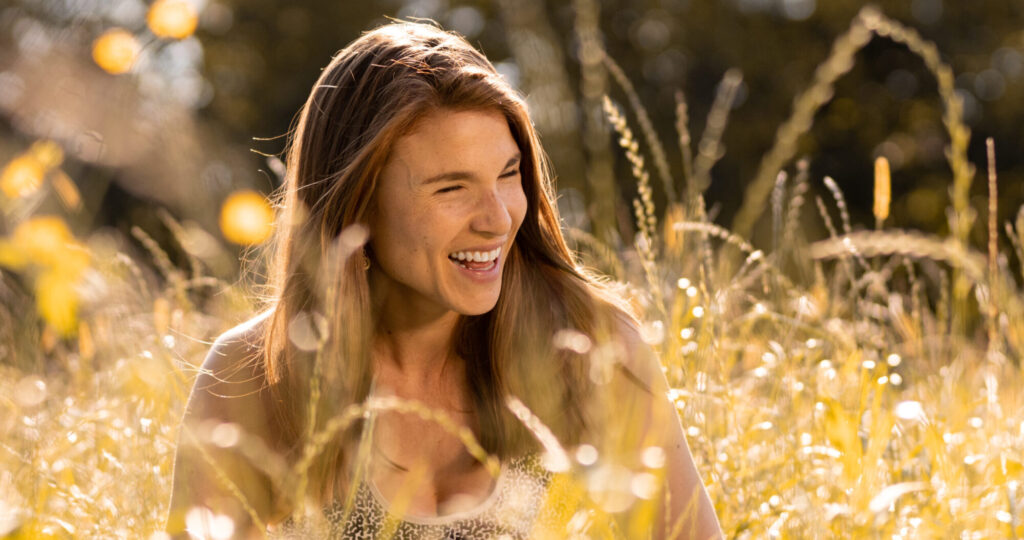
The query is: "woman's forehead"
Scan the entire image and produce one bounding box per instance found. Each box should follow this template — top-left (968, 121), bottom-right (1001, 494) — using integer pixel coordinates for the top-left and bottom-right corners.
top-left (388, 108), bottom-right (520, 176)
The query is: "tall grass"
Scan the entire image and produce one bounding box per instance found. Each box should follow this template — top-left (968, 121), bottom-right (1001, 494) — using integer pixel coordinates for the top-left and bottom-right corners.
top-left (1, 6), bottom-right (1023, 540)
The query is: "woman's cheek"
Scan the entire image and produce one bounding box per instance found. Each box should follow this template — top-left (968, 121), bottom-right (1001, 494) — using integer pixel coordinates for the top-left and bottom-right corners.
top-left (508, 187), bottom-right (527, 231)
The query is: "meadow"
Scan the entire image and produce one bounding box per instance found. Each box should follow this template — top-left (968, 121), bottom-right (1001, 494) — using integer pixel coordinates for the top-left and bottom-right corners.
top-left (1, 4), bottom-right (1023, 539)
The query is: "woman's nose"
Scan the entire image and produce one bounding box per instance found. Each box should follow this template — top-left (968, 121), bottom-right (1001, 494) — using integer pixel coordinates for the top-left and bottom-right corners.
top-left (470, 188), bottom-right (513, 236)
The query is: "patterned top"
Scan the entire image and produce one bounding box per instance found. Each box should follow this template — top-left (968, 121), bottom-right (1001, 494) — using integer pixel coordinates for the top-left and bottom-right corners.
top-left (271, 454), bottom-right (553, 539)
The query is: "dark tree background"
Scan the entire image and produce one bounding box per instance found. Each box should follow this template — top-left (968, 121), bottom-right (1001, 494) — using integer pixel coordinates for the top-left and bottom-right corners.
top-left (2, 0), bottom-right (1023, 266)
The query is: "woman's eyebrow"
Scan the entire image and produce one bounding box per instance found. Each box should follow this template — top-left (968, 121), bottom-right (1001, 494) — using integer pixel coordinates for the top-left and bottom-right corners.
top-left (420, 152), bottom-right (522, 185)
top-left (504, 153), bottom-right (522, 169)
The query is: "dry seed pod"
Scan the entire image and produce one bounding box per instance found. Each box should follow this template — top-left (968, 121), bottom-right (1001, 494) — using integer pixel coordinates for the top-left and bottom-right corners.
top-left (874, 156), bottom-right (891, 224)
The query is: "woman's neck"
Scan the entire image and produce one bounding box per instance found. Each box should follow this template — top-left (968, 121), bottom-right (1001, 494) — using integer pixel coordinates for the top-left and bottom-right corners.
top-left (372, 307), bottom-right (463, 391)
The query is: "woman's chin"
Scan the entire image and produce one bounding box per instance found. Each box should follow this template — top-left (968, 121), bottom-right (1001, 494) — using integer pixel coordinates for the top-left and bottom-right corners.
top-left (450, 293), bottom-right (501, 316)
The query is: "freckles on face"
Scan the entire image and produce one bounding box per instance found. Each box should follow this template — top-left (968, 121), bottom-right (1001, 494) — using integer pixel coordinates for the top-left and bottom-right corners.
top-left (368, 108), bottom-right (527, 317)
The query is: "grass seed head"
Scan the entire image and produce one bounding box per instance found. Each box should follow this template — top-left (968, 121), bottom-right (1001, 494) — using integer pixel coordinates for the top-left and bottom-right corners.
top-left (874, 156), bottom-right (891, 223)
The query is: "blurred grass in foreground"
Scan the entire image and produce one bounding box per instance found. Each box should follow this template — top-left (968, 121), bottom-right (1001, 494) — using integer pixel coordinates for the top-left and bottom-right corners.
top-left (1, 6), bottom-right (1023, 540)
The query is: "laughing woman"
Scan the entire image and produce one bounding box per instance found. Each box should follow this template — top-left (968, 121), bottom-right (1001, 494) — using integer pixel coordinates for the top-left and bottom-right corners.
top-left (166, 21), bottom-right (721, 539)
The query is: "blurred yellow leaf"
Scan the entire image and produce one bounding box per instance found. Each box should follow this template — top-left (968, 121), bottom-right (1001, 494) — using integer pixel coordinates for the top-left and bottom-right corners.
top-left (0, 217), bottom-right (91, 336)
top-left (56, 465), bottom-right (75, 488)
top-left (40, 324), bottom-right (58, 353)
top-left (154, 296), bottom-right (171, 334)
top-left (868, 482), bottom-right (928, 513)
top-left (119, 350), bottom-right (173, 403)
top-left (1, 141), bottom-right (66, 200)
top-left (147, 0), bottom-right (199, 40)
top-left (0, 238), bottom-right (29, 269)
top-left (6, 519), bottom-right (67, 540)
top-left (10, 216), bottom-right (77, 269)
top-left (36, 269), bottom-right (79, 336)
top-left (78, 321), bottom-right (95, 361)
top-left (823, 398), bottom-right (862, 484)
top-left (28, 140), bottom-right (64, 169)
top-left (999, 456), bottom-right (1022, 483)
top-left (0, 155), bottom-right (45, 199)
top-left (51, 170), bottom-right (82, 211)
top-left (219, 190), bottom-right (274, 245)
top-left (92, 28), bottom-right (139, 75)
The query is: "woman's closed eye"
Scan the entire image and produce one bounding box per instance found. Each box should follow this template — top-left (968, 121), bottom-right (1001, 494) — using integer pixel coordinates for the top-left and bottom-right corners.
top-left (435, 171), bottom-right (517, 194)
top-left (435, 184), bottom-right (463, 194)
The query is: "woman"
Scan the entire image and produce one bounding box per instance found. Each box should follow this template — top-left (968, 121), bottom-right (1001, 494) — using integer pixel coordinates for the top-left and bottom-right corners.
top-left (167, 21), bottom-right (721, 539)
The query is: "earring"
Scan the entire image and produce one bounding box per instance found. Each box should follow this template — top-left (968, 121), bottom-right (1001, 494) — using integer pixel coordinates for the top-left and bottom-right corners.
top-left (361, 249), bottom-right (371, 270)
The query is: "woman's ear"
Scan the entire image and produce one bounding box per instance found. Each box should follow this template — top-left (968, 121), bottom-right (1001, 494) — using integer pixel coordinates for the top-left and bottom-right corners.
top-left (363, 243), bottom-right (375, 268)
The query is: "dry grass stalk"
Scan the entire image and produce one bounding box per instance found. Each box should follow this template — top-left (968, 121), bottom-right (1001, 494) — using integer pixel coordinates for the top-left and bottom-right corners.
top-left (782, 160), bottom-right (810, 255)
top-left (602, 92), bottom-right (662, 318)
top-left (772, 171), bottom-right (787, 258)
top-left (294, 396), bottom-right (500, 489)
top-left (691, 69), bottom-right (743, 197)
top-left (674, 90), bottom-right (695, 199)
top-left (859, 10), bottom-right (978, 333)
top-left (822, 176), bottom-right (853, 237)
top-left (731, 6), bottom-right (874, 238)
top-left (823, 176), bottom-right (870, 272)
top-left (808, 230), bottom-right (987, 283)
top-left (694, 194), bottom-right (716, 301)
top-left (860, 13), bottom-right (975, 249)
top-left (602, 96), bottom-right (657, 244)
top-left (505, 396), bottom-right (571, 472)
top-left (157, 208), bottom-right (201, 281)
top-left (564, 226), bottom-right (627, 279)
top-left (1007, 219), bottom-right (1024, 285)
top-left (986, 138), bottom-right (999, 355)
top-left (671, 87), bottom-right (717, 297)
top-left (130, 225), bottom-right (181, 285)
top-left (572, 0), bottom-right (619, 241)
top-left (181, 426), bottom-right (269, 537)
top-left (602, 52), bottom-right (676, 203)
top-left (672, 221), bottom-right (754, 254)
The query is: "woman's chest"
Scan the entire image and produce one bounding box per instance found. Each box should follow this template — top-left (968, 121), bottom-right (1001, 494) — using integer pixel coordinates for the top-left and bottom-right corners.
top-left (368, 410), bottom-right (496, 516)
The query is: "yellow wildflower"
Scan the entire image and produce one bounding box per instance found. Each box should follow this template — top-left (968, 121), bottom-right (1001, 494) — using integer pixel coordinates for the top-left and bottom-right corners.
top-left (0, 216), bottom-right (91, 336)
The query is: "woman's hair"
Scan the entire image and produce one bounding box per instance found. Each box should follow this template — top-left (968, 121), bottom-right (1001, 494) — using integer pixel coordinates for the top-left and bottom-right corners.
top-left (260, 21), bottom-right (634, 505)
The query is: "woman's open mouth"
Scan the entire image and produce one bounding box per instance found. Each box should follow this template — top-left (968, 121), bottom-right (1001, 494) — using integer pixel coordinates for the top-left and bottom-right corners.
top-left (448, 246), bottom-right (501, 274)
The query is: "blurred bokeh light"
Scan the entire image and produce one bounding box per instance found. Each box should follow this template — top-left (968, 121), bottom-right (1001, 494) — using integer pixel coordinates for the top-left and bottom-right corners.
top-left (91, 28), bottom-right (139, 75)
top-left (219, 189), bottom-right (274, 245)
top-left (147, 0), bottom-right (200, 40)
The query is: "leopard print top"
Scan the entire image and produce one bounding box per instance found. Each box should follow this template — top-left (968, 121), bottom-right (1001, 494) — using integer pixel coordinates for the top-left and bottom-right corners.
top-left (271, 453), bottom-right (552, 539)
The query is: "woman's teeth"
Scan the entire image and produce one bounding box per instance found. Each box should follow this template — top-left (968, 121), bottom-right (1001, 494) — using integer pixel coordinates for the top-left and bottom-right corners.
top-left (449, 247), bottom-right (501, 265)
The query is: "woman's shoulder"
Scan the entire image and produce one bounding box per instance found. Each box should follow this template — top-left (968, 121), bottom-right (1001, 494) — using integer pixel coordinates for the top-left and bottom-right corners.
top-left (184, 310), bottom-right (275, 430)
top-left (169, 311), bottom-right (283, 536)
top-left (197, 310), bottom-right (274, 385)
top-left (604, 312), bottom-right (668, 397)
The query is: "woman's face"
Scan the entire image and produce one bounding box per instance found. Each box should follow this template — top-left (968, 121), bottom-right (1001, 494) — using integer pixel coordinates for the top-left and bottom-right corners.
top-left (368, 108), bottom-right (527, 318)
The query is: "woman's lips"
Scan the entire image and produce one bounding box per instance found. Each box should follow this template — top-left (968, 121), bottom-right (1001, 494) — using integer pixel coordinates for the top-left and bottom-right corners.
top-left (449, 254), bottom-right (501, 281)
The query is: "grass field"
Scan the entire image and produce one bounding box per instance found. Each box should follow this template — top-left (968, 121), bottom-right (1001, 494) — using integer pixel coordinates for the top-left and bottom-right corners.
top-left (1, 6), bottom-right (1023, 540)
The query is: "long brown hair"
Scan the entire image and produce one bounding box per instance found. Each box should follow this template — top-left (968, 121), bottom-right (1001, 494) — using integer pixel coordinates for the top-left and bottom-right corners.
top-left (260, 21), bottom-right (634, 505)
